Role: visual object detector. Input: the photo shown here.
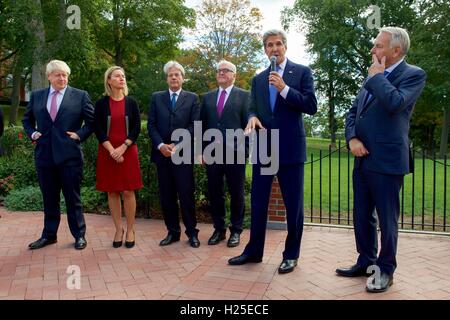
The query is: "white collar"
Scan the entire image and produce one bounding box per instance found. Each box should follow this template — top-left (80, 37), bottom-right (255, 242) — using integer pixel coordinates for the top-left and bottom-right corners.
top-left (169, 88), bottom-right (182, 96)
top-left (218, 85), bottom-right (234, 95)
top-left (385, 58), bottom-right (404, 74)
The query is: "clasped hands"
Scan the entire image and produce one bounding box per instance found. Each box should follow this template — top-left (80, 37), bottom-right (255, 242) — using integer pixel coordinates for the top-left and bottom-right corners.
top-left (160, 143), bottom-right (176, 157)
top-left (110, 144), bottom-right (126, 163)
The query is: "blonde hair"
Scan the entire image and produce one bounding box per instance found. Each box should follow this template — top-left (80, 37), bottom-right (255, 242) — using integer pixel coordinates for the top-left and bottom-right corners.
top-left (46, 60), bottom-right (71, 76)
top-left (104, 66), bottom-right (129, 96)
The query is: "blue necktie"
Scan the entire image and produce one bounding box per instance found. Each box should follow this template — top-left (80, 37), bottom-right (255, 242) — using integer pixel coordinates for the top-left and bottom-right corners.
top-left (366, 70), bottom-right (390, 103)
top-left (171, 93), bottom-right (177, 109)
top-left (269, 66), bottom-right (281, 111)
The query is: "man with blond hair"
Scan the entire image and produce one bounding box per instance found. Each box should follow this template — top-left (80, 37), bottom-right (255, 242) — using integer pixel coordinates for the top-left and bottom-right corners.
top-left (23, 60), bottom-right (94, 250)
top-left (336, 27), bottom-right (426, 293)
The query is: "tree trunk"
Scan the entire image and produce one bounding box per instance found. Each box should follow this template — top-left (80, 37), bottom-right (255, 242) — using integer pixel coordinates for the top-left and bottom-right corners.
top-left (9, 58), bottom-right (22, 125)
top-left (439, 106), bottom-right (449, 158)
top-left (31, 0), bottom-right (47, 90)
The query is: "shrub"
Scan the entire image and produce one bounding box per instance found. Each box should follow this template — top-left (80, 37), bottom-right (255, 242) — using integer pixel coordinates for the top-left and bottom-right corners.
top-left (4, 186), bottom-right (47, 211)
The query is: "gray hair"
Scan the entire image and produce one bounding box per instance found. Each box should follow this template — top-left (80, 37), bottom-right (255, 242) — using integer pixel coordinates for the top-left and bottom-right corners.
top-left (379, 26), bottom-right (410, 56)
top-left (163, 61), bottom-right (185, 77)
top-left (217, 60), bottom-right (237, 73)
top-left (263, 29), bottom-right (288, 48)
top-left (46, 60), bottom-right (71, 76)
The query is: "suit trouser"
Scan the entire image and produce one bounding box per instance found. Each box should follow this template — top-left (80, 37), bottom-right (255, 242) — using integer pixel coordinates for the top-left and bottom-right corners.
top-left (243, 163), bottom-right (304, 260)
top-left (206, 163), bottom-right (246, 234)
top-left (353, 164), bottom-right (404, 275)
top-left (37, 165), bottom-right (85, 240)
top-left (156, 162), bottom-right (198, 237)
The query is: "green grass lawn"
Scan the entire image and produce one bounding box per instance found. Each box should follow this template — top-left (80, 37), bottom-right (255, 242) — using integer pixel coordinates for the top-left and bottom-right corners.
top-left (242, 137), bottom-right (449, 230)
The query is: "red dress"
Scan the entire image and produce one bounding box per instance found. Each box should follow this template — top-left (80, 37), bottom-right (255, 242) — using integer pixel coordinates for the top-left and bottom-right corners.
top-left (96, 97), bottom-right (143, 192)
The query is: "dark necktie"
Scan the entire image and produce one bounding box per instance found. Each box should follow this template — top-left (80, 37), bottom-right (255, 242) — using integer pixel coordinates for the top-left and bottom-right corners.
top-left (171, 92), bottom-right (177, 109)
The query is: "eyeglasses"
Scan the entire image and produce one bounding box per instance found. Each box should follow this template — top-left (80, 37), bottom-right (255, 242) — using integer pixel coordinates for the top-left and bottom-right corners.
top-left (217, 68), bottom-right (234, 74)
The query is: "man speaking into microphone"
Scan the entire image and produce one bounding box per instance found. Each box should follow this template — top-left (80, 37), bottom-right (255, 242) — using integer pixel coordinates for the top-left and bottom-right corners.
top-left (228, 29), bottom-right (317, 274)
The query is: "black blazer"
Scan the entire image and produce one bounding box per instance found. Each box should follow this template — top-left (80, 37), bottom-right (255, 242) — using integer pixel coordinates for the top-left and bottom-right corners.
top-left (147, 90), bottom-right (200, 164)
top-left (94, 95), bottom-right (141, 144)
top-left (22, 86), bottom-right (94, 167)
top-left (201, 86), bottom-right (249, 155)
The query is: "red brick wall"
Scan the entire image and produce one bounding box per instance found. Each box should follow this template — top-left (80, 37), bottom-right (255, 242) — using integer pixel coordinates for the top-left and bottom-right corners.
top-left (268, 177), bottom-right (286, 223)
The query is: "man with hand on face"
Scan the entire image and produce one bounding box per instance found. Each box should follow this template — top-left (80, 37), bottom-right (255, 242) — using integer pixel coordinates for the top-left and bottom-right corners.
top-left (200, 60), bottom-right (250, 248)
top-left (336, 27), bottom-right (426, 293)
top-left (148, 61), bottom-right (201, 248)
top-left (228, 29), bottom-right (317, 274)
top-left (22, 59), bottom-right (94, 250)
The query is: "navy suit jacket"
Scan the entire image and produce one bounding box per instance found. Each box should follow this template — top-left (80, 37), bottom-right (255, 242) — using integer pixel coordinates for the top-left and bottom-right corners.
top-left (22, 86), bottom-right (95, 167)
top-left (201, 86), bottom-right (250, 156)
top-left (345, 61), bottom-right (427, 175)
top-left (147, 90), bottom-right (200, 164)
top-left (249, 59), bottom-right (317, 164)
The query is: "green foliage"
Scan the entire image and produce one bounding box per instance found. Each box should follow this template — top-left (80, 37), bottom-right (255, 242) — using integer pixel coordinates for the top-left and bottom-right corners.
top-left (4, 186), bottom-right (46, 211)
top-left (81, 186), bottom-right (108, 213)
top-left (177, 0), bottom-right (264, 94)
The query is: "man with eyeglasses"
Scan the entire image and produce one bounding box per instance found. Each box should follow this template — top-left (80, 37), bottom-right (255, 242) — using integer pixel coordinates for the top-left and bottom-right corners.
top-left (200, 60), bottom-right (250, 248)
top-left (148, 60), bottom-right (201, 248)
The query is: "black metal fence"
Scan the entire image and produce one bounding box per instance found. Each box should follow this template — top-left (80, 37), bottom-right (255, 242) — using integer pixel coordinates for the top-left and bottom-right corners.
top-left (304, 140), bottom-right (449, 233)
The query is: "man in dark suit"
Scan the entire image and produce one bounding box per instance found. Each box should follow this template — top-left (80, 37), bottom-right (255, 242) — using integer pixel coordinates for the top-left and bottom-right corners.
top-left (22, 60), bottom-right (94, 250)
top-left (336, 27), bottom-right (426, 293)
top-left (228, 29), bottom-right (317, 274)
top-left (148, 61), bottom-right (201, 248)
top-left (200, 60), bottom-right (250, 248)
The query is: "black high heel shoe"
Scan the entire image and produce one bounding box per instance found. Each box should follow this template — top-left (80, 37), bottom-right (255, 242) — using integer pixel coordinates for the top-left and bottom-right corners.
top-left (113, 228), bottom-right (124, 248)
top-left (125, 230), bottom-right (135, 248)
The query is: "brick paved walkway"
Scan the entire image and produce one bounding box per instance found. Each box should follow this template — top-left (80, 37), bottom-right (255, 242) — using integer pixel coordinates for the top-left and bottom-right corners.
top-left (1, 207), bottom-right (449, 300)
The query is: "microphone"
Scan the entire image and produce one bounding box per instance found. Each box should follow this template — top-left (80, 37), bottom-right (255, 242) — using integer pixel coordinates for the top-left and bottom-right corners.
top-left (270, 56), bottom-right (277, 72)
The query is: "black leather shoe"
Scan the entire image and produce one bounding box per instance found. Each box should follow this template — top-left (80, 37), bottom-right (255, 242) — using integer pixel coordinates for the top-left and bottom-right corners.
top-left (278, 259), bottom-right (298, 274)
top-left (113, 229), bottom-right (124, 248)
top-left (125, 230), bottom-right (135, 248)
top-left (228, 254), bottom-right (262, 265)
top-left (159, 233), bottom-right (180, 246)
top-left (208, 230), bottom-right (226, 245)
top-left (189, 235), bottom-right (200, 248)
top-left (366, 272), bottom-right (394, 293)
top-left (336, 264), bottom-right (372, 277)
top-left (28, 238), bottom-right (57, 250)
top-left (227, 232), bottom-right (240, 248)
top-left (74, 237), bottom-right (87, 250)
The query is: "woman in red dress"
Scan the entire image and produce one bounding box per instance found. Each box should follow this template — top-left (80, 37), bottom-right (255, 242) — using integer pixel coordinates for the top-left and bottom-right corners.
top-left (94, 66), bottom-right (143, 248)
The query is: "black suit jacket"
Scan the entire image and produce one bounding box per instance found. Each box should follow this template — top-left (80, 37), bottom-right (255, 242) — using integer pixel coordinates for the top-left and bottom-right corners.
top-left (201, 86), bottom-right (249, 156)
top-left (94, 95), bottom-right (141, 144)
top-left (147, 90), bottom-right (200, 164)
top-left (22, 86), bottom-right (95, 167)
